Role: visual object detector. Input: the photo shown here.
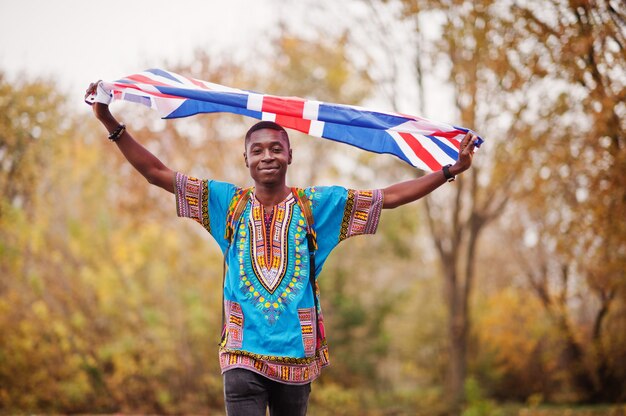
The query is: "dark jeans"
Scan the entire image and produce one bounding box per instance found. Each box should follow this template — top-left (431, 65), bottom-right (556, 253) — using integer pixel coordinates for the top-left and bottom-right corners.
top-left (223, 368), bottom-right (311, 416)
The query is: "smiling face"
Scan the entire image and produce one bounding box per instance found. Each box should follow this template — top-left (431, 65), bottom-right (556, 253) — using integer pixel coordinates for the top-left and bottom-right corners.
top-left (244, 128), bottom-right (292, 188)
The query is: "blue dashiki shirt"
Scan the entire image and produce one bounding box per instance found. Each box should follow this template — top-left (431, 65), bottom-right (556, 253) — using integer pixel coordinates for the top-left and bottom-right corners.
top-left (174, 172), bottom-right (383, 384)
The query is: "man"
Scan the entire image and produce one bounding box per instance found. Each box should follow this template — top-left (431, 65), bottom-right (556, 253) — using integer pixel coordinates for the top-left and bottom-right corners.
top-left (85, 81), bottom-right (476, 415)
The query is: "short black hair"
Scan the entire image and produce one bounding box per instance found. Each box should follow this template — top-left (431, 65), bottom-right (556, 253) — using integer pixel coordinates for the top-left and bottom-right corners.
top-left (244, 121), bottom-right (290, 147)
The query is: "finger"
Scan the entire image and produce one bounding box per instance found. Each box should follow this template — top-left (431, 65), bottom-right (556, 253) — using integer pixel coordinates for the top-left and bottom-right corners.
top-left (459, 132), bottom-right (471, 153)
top-left (459, 132), bottom-right (470, 153)
top-left (85, 80), bottom-right (101, 93)
top-left (85, 85), bottom-right (95, 98)
top-left (469, 135), bottom-right (477, 152)
top-left (84, 84), bottom-right (98, 105)
top-left (468, 135), bottom-right (477, 156)
top-left (459, 134), bottom-right (467, 152)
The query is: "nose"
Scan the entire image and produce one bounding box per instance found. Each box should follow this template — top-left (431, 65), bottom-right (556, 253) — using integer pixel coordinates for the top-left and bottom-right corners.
top-left (261, 149), bottom-right (274, 161)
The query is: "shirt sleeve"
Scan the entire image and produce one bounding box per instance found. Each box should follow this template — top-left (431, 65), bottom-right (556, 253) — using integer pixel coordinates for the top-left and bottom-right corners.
top-left (337, 188), bottom-right (384, 241)
top-left (309, 186), bottom-right (383, 247)
top-left (175, 172), bottom-right (209, 230)
top-left (174, 172), bottom-right (237, 252)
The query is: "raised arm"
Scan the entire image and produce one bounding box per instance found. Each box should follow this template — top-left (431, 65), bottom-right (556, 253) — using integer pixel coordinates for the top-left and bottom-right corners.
top-left (382, 132), bottom-right (477, 209)
top-left (85, 82), bottom-right (175, 193)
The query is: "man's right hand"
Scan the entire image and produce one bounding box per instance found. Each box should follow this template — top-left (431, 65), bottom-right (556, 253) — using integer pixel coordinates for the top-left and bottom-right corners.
top-left (84, 81), bottom-right (113, 120)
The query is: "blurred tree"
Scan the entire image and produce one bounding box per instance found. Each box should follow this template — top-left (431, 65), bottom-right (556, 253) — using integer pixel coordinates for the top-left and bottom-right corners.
top-left (0, 73), bottom-right (67, 214)
top-left (0, 58), bottom-right (264, 412)
top-left (363, 0), bottom-right (625, 408)
top-left (472, 285), bottom-right (556, 401)
top-left (383, 1), bottom-right (517, 411)
top-left (0, 72), bottom-right (75, 411)
top-left (496, 0), bottom-right (626, 402)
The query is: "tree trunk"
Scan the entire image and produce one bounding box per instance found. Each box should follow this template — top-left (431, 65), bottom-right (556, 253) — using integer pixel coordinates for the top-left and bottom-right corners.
top-left (444, 267), bottom-right (467, 415)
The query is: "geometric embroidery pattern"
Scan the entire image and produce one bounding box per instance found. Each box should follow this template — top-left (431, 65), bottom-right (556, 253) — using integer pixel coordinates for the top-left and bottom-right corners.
top-left (249, 196), bottom-right (296, 294)
top-left (225, 301), bottom-right (244, 349)
top-left (219, 344), bottom-right (330, 385)
top-left (339, 189), bottom-right (383, 241)
top-left (175, 173), bottom-right (210, 232)
top-left (298, 307), bottom-right (317, 357)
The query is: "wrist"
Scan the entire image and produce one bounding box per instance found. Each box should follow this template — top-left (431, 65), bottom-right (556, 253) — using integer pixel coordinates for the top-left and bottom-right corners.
top-left (94, 103), bottom-right (114, 121)
top-left (449, 163), bottom-right (465, 177)
top-left (108, 124), bottom-right (126, 142)
top-left (442, 164), bottom-right (455, 182)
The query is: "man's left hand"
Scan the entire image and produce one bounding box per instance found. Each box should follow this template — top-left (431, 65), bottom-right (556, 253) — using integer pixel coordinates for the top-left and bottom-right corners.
top-left (450, 132), bottom-right (478, 176)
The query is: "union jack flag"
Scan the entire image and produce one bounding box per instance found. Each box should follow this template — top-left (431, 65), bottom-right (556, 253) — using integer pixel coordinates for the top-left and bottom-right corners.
top-left (87, 68), bottom-right (483, 172)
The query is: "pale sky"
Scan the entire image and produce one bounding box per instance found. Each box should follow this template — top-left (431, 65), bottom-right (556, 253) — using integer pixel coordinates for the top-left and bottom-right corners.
top-left (0, 0), bottom-right (278, 111)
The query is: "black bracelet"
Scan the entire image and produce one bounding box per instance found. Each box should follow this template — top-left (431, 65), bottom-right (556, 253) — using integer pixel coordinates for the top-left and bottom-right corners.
top-left (442, 164), bottom-right (455, 182)
top-left (108, 124), bottom-right (126, 142)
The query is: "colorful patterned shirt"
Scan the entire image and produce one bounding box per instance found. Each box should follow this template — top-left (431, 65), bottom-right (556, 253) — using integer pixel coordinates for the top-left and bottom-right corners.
top-left (174, 172), bottom-right (383, 384)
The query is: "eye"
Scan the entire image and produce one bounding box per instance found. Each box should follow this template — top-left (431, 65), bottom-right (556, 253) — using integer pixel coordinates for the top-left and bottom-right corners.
top-left (272, 147), bottom-right (282, 152)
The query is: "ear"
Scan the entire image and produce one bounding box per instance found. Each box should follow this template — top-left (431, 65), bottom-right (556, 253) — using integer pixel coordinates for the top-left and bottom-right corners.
top-left (288, 148), bottom-right (292, 165)
top-left (243, 151), bottom-right (249, 167)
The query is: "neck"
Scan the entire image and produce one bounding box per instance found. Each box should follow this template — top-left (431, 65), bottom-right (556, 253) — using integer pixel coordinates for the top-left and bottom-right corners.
top-left (254, 182), bottom-right (291, 207)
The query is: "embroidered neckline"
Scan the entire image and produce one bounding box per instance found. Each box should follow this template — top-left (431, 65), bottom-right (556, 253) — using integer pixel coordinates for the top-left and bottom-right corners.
top-left (249, 194), bottom-right (295, 294)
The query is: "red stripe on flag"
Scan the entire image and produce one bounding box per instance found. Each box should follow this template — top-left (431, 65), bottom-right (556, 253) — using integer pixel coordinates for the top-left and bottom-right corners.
top-left (399, 132), bottom-right (442, 171)
top-left (185, 76), bottom-right (209, 90)
top-left (262, 96), bottom-right (305, 118)
top-left (274, 114), bottom-right (312, 134)
top-left (432, 130), bottom-right (462, 150)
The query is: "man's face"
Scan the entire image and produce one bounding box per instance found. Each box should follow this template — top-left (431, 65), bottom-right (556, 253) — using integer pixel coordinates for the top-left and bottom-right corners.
top-left (244, 128), bottom-right (292, 187)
